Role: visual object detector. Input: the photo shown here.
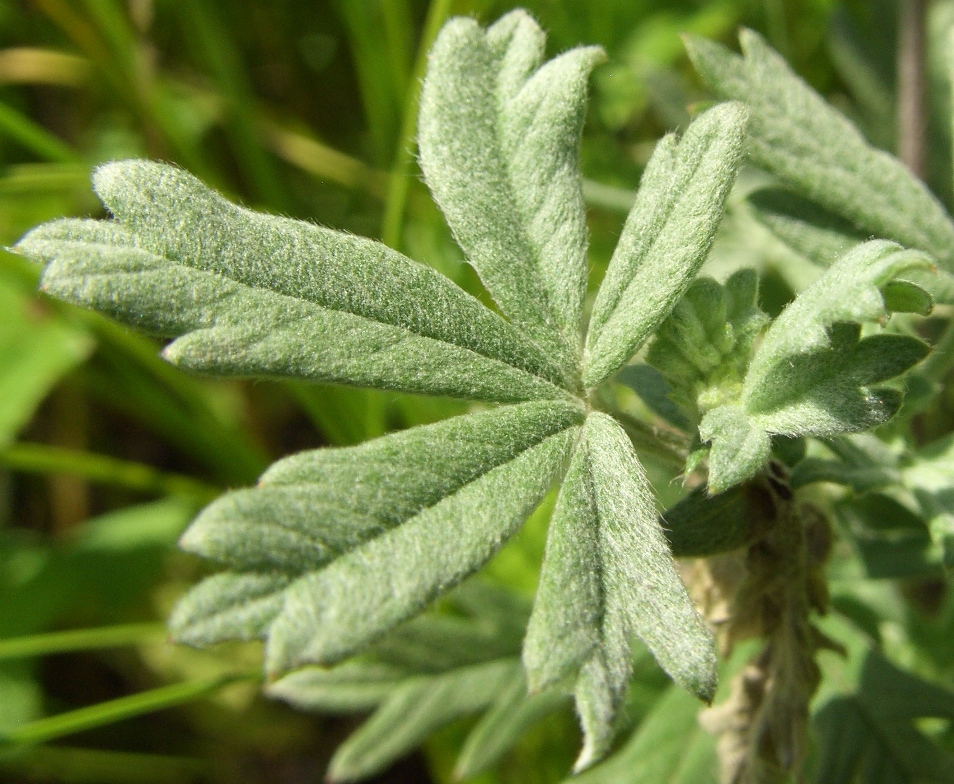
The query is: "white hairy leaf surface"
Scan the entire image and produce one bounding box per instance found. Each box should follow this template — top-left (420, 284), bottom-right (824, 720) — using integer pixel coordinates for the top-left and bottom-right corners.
top-left (16, 161), bottom-right (571, 404)
top-left (169, 401), bottom-right (583, 674)
top-left (583, 102), bottom-right (747, 386)
top-left (524, 412), bottom-right (716, 770)
top-left (686, 29), bottom-right (954, 270)
top-left (418, 10), bottom-right (603, 379)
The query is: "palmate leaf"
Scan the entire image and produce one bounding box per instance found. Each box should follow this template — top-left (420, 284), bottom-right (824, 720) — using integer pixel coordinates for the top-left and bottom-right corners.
top-left (418, 10), bottom-right (604, 376)
top-left (13, 9), bottom-right (752, 776)
top-left (700, 241), bottom-right (931, 492)
top-left (15, 162), bottom-right (570, 404)
top-left (685, 28), bottom-right (954, 271)
top-left (524, 413), bottom-right (716, 770)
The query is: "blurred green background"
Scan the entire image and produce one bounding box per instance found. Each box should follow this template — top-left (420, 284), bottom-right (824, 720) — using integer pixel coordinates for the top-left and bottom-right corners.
top-left (0, 1), bottom-right (950, 782)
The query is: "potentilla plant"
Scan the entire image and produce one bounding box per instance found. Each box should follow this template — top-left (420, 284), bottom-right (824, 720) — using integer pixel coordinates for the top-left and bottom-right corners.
top-left (14, 9), bottom-right (954, 784)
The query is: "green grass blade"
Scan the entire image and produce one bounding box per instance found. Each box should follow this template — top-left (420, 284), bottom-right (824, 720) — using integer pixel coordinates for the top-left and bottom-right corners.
top-left (0, 623), bottom-right (166, 662)
top-left (174, 2), bottom-right (288, 209)
top-left (0, 672), bottom-right (260, 747)
top-left (381, 0), bottom-right (453, 248)
top-left (0, 102), bottom-right (79, 163)
top-left (0, 443), bottom-right (221, 502)
top-left (0, 745), bottom-right (209, 784)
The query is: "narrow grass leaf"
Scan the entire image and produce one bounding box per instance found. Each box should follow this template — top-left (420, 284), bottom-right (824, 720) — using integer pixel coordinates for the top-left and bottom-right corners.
top-left (418, 11), bottom-right (604, 376)
top-left (686, 29), bottom-right (954, 270)
top-left (584, 102), bottom-right (747, 386)
top-left (0, 673), bottom-right (258, 747)
top-left (15, 161), bottom-right (571, 403)
top-left (0, 266), bottom-right (93, 446)
top-left (327, 659), bottom-right (519, 782)
top-left (524, 413), bottom-right (716, 770)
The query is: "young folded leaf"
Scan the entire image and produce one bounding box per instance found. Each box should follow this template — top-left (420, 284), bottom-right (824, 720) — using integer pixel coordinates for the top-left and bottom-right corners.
top-left (699, 241), bottom-right (931, 493)
top-left (743, 241), bottom-right (931, 407)
top-left (583, 101), bottom-right (748, 386)
top-left (418, 10), bottom-right (604, 378)
top-left (524, 412), bottom-right (716, 770)
top-left (685, 29), bottom-right (954, 270)
top-left (16, 162), bottom-right (571, 404)
top-left (646, 270), bottom-right (768, 422)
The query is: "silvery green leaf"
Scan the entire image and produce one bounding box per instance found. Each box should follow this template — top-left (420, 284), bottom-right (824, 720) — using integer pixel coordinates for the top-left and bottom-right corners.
top-left (523, 412), bottom-right (716, 770)
top-left (686, 29), bottom-right (954, 270)
top-left (583, 101), bottom-right (747, 386)
top-left (747, 188), bottom-right (954, 304)
top-left (170, 400), bottom-right (582, 666)
top-left (266, 662), bottom-right (407, 713)
top-left (454, 668), bottom-right (571, 780)
top-left (747, 325), bottom-right (928, 436)
top-left (327, 659), bottom-right (519, 782)
top-left (15, 161), bottom-right (570, 404)
top-left (418, 10), bottom-right (604, 377)
top-left (167, 571), bottom-right (292, 646)
top-left (747, 188), bottom-right (865, 267)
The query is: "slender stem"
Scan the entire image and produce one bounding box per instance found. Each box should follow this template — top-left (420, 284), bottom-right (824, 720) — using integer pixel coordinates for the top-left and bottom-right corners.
top-left (919, 317), bottom-right (954, 382)
top-left (897, 0), bottom-right (928, 178)
top-left (381, 0), bottom-right (453, 248)
top-left (1, 672), bottom-right (261, 747)
top-left (0, 442), bottom-right (221, 503)
top-left (613, 411), bottom-right (690, 471)
top-left (0, 623), bottom-right (167, 661)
